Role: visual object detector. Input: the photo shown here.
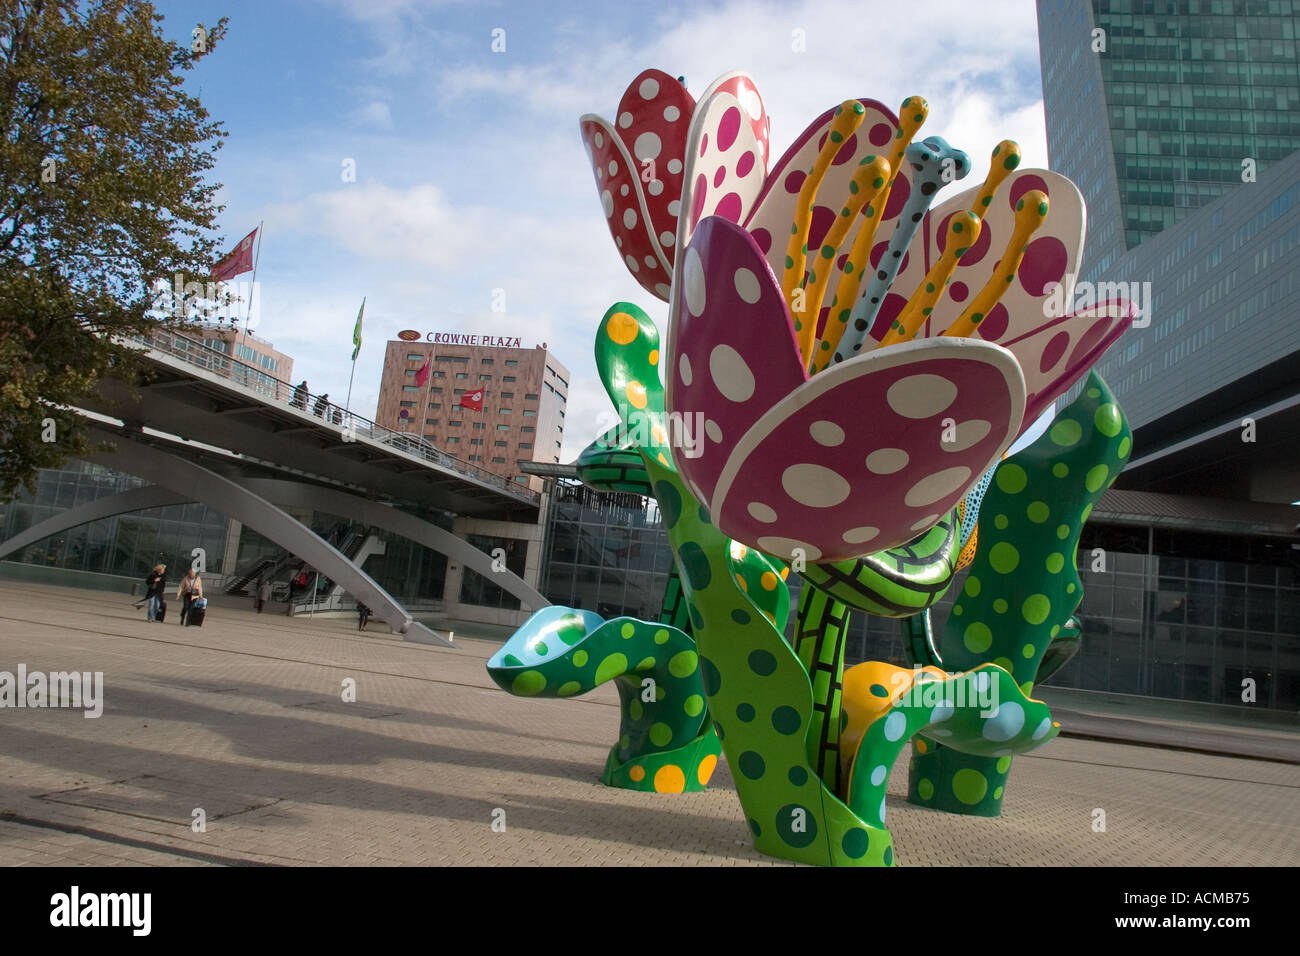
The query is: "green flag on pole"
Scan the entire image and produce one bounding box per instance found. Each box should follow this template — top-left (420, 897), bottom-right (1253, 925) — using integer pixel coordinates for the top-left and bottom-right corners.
top-left (352, 297), bottom-right (365, 360)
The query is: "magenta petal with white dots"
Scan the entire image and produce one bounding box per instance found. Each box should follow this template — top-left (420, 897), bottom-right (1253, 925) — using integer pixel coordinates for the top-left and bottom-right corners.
top-left (666, 215), bottom-right (1027, 563)
top-left (667, 216), bottom-right (807, 503)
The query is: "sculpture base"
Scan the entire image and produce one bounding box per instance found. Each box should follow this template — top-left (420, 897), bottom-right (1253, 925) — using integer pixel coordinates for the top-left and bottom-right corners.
top-left (601, 725), bottom-right (722, 792)
top-left (907, 738), bottom-right (1013, 817)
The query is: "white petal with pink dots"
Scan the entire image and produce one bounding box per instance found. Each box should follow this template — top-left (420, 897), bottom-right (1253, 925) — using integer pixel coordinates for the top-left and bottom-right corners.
top-left (676, 91), bottom-right (768, 252)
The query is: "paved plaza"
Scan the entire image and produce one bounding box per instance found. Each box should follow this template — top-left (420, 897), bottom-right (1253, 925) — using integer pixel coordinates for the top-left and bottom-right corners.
top-left (0, 581), bottom-right (1296, 866)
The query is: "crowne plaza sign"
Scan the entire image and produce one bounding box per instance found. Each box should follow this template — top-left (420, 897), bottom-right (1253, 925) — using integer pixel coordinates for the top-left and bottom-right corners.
top-left (398, 330), bottom-right (525, 348)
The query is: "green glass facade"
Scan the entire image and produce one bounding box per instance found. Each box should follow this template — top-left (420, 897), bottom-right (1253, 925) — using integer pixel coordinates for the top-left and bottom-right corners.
top-left (1038, 0), bottom-right (1300, 277)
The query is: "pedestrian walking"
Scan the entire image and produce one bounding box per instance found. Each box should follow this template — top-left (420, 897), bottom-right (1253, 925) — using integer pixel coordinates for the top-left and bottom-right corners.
top-left (313, 392), bottom-right (330, 418)
top-left (177, 566), bottom-right (203, 625)
top-left (142, 564), bottom-right (167, 621)
top-left (357, 602), bottom-right (371, 632)
top-left (292, 380), bottom-right (309, 409)
top-left (256, 578), bottom-right (271, 613)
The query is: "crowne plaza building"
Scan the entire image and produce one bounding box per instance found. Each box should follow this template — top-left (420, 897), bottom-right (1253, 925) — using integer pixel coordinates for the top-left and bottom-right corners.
top-left (375, 332), bottom-right (571, 492)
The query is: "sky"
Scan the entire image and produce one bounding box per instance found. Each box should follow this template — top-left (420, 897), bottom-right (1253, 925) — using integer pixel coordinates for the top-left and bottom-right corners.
top-left (161, 0), bottom-right (1050, 462)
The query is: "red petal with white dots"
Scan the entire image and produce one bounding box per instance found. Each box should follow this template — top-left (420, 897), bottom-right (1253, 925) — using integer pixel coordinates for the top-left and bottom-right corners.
top-left (614, 69), bottom-right (695, 270)
top-left (580, 114), bottom-right (673, 300)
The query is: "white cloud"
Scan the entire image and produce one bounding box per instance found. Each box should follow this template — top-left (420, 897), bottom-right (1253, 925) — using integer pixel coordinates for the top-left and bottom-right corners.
top-left (232, 0), bottom-right (1050, 468)
top-left (350, 100), bottom-right (394, 129)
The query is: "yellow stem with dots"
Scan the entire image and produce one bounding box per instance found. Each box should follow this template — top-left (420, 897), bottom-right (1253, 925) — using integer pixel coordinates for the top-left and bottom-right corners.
top-left (942, 189), bottom-right (1049, 338)
top-left (809, 96), bottom-right (928, 373)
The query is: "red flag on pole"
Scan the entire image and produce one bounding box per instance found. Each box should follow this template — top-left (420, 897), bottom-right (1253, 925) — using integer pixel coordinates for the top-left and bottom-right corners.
top-left (414, 354), bottom-right (432, 387)
top-left (212, 228), bottom-right (258, 282)
top-left (458, 388), bottom-right (484, 411)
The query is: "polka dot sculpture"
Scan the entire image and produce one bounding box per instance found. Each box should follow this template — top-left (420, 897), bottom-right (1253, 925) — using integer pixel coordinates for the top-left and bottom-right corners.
top-left (483, 69), bottom-right (1138, 865)
top-left (485, 608), bottom-right (724, 793)
top-left (907, 373), bottom-right (1132, 817)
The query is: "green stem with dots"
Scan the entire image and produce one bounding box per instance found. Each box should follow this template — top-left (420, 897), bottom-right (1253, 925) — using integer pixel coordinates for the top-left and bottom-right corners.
top-left (907, 372), bottom-right (1131, 816)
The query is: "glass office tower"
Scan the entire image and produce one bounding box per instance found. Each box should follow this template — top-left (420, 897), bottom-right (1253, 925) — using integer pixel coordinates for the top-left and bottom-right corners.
top-left (1037, 0), bottom-right (1300, 281)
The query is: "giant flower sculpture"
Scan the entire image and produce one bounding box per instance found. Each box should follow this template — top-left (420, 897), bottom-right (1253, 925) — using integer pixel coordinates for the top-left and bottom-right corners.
top-left (488, 67), bottom-right (1136, 867)
top-left (582, 71), bottom-right (1136, 563)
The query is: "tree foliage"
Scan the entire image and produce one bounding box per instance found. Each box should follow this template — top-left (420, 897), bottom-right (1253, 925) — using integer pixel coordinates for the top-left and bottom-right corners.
top-left (0, 0), bottom-right (228, 501)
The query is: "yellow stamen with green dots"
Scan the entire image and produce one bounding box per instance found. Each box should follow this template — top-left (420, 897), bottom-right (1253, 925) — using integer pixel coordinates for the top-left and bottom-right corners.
top-left (796, 155), bottom-right (891, 367)
top-left (943, 189), bottom-right (1049, 338)
top-left (783, 101), bottom-right (867, 342)
top-left (878, 210), bottom-right (982, 346)
top-left (810, 96), bottom-right (928, 373)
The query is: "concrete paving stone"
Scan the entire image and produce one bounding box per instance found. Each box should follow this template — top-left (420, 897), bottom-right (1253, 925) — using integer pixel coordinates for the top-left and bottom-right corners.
top-left (0, 581), bottom-right (1297, 866)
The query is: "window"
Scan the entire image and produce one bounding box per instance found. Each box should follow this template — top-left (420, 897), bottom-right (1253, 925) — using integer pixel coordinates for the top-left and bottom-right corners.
top-left (525, 392), bottom-right (539, 400)
top-left (544, 382), bottom-right (554, 393)
top-left (472, 422), bottom-right (485, 430)
top-left (405, 353), bottom-right (423, 361)
top-left (495, 440), bottom-right (508, 447)
top-left (433, 370), bottom-right (445, 378)
top-left (431, 386), bottom-right (443, 394)
top-left (428, 402), bottom-right (441, 409)
top-left (505, 360), bottom-right (518, 367)
top-left (492, 456), bottom-right (506, 464)
top-left (404, 369), bottom-right (417, 376)
top-left (454, 388), bottom-right (465, 395)
top-left (480, 374), bottom-right (492, 381)
top-left (558, 409), bottom-right (564, 418)
top-left (514, 476), bottom-right (528, 484)
top-left (469, 455), bottom-right (484, 462)
top-left (455, 372), bottom-right (468, 380)
top-left (425, 418), bottom-right (438, 426)
top-left (481, 358), bottom-right (495, 366)
top-left (500, 391), bottom-right (514, 399)
top-left (399, 400), bottom-right (416, 408)
top-left (496, 424), bottom-right (511, 431)
top-left (446, 436), bottom-right (460, 444)
top-left (555, 441), bottom-right (562, 449)
top-left (516, 459), bottom-right (531, 468)
top-left (449, 419), bottom-right (463, 427)
top-left (499, 408), bottom-right (512, 415)
top-left (503, 375), bottom-right (517, 382)
top-left (470, 438), bottom-right (484, 446)
top-left (523, 409), bottom-right (537, 417)
top-left (402, 385), bottom-right (418, 392)
top-left (522, 426), bottom-right (535, 433)
top-left (435, 355), bottom-right (469, 363)
top-left (518, 442), bottom-right (533, 450)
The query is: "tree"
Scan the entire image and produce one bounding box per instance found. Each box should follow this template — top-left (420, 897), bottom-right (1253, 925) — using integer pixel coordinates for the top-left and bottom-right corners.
top-left (0, 0), bottom-right (228, 502)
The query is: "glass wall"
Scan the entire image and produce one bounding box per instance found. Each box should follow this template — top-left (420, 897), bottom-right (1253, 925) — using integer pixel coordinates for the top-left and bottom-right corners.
top-left (537, 480), bottom-right (1298, 711)
top-left (459, 533), bottom-right (525, 610)
top-left (540, 480), bottom-right (671, 621)
top-left (1, 461), bottom-right (229, 579)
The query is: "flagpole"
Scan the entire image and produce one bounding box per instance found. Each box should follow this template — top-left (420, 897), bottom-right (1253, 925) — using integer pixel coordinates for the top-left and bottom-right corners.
top-left (346, 296), bottom-right (364, 414)
top-left (245, 220), bottom-right (264, 332)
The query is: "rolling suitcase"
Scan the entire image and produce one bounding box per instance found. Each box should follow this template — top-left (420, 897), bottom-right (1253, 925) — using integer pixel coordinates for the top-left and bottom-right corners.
top-left (187, 597), bottom-right (207, 627)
